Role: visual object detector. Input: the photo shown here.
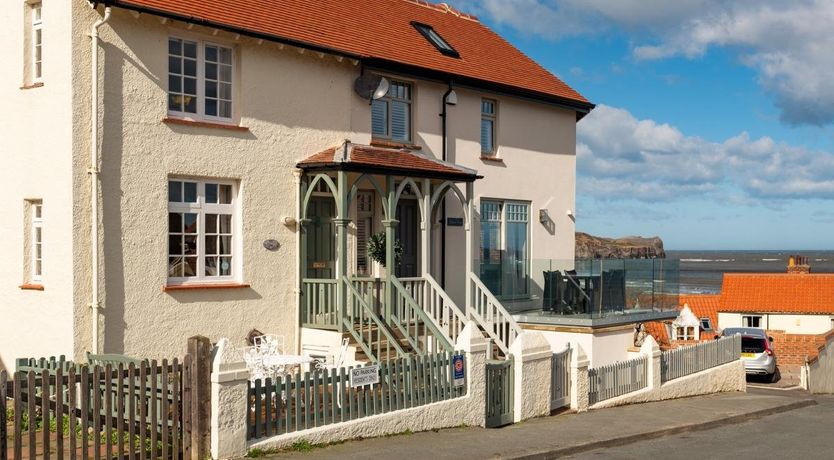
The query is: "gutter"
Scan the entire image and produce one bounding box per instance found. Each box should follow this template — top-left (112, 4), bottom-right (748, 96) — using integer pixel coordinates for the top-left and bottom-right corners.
top-left (440, 84), bottom-right (454, 288)
top-left (89, 5), bottom-right (112, 354)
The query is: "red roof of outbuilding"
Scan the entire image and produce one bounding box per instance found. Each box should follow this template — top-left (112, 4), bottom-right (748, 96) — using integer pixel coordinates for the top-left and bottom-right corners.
top-left (100, 0), bottom-right (591, 110)
top-left (680, 294), bottom-right (720, 330)
top-left (718, 274), bottom-right (834, 314)
top-left (298, 142), bottom-right (479, 180)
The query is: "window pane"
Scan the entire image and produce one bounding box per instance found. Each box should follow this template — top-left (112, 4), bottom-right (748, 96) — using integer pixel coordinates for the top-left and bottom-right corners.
top-left (169, 38), bottom-right (181, 56)
top-left (220, 101), bottom-right (232, 119)
top-left (169, 235), bottom-right (182, 255)
top-left (205, 62), bottom-right (217, 80)
top-left (169, 75), bottom-right (181, 93)
top-left (183, 235), bottom-right (197, 254)
top-left (205, 81), bottom-right (217, 99)
top-left (205, 213), bottom-right (217, 233)
top-left (219, 257), bottom-right (232, 276)
top-left (481, 119), bottom-right (494, 153)
top-left (205, 99), bottom-right (217, 117)
top-left (183, 257), bottom-right (198, 277)
top-left (205, 257), bottom-right (218, 276)
top-left (219, 184), bottom-right (233, 204)
top-left (168, 181), bottom-right (182, 202)
top-left (183, 58), bottom-right (197, 77)
top-left (168, 56), bottom-right (181, 75)
top-left (168, 212), bottom-right (183, 233)
top-left (183, 77), bottom-right (197, 96)
top-left (219, 236), bottom-right (232, 255)
top-left (219, 214), bottom-right (232, 233)
top-left (205, 45), bottom-right (218, 62)
top-left (205, 184), bottom-right (218, 204)
top-left (220, 83), bottom-right (232, 100)
top-left (183, 213), bottom-right (198, 233)
top-left (205, 235), bottom-right (218, 255)
top-left (371, 100), bottom-right (388, 136)
top-left (218, 47), bottom-right (232, 65)
top-left (168, 258), bottom-right (183, 277)
top-left (219, 65), bottom-right (232, 83)
top-left (183, 182), bottom-right (197, 203)
top-left (183, 41), bottom-right (197, 59)
top-left (390, 100), bottom-right (410, 141)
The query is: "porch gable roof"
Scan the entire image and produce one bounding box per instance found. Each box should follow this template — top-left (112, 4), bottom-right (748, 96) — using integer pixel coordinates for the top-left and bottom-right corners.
top-left (297, 142), bottom-right (481, 182)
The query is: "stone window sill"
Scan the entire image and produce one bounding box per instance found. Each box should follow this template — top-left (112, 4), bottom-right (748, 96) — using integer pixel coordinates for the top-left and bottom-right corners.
top-left (19, 283), bottom-right (45, 291)
top-left (20, 82), bottom-right (44, 90)
top-left (162, 117), bottom-right (250, 132)
top-left (370, 139), bottom-right (422, 150)
top-left (162, 282), bottom-right (251, 292)
top-left (480, 155), bottom-right (504, 163)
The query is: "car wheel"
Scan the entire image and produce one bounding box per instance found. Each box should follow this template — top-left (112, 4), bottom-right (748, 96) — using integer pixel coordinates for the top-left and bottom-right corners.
top-left (769, 372), bottom-right (778, 383)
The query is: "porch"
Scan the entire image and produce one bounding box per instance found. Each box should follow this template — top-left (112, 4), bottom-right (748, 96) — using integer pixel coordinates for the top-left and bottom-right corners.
top-left (296, 142), bottom-right (520, 362)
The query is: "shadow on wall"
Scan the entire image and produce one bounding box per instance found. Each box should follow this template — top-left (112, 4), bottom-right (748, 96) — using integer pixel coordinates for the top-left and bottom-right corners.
top-left (165, 288), bottom-right (263, 304)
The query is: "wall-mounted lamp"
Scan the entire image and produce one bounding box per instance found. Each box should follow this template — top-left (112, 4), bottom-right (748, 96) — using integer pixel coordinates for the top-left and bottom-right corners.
top-left (282, 216), bottom-right (297, 226)
top-left (566, 209), bottom-right (574, 218)
top-left (539, 209), bottom-right (549, 224)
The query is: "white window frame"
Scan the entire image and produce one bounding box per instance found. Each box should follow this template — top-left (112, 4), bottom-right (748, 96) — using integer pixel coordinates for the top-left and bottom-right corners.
top-left (481, 98), bottom-right (497, 155)
top-left (31, 3), bottom-right (43, 82)
top-left (371, 80), bottom-right (413, 143)
top-left (480, 199), bottom-right (531, 299)
top-left (167, 178), bottom-right (240, 285)
top-left (31, 203), bottom-right (43, 282)
top-left (674, 325), bottom-right (696, 341)
top-left (167, 36), bottom-right (235, 123)
top-left (700, 317), bottom-right (712, 330)
top-left (742, 315), bottom-right (762, 328)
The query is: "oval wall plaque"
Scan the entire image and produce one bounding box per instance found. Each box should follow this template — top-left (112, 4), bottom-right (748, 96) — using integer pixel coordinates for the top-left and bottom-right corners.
top-left (263, 239), bottom-right (280, 251)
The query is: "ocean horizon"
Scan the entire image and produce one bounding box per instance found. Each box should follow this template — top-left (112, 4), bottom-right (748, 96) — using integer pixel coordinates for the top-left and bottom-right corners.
top-left (666, 249), bottom-right (834, 295)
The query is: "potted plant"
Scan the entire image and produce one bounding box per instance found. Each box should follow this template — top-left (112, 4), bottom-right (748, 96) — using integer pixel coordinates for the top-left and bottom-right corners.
top-left (367, 232), bottom-right (403, 276)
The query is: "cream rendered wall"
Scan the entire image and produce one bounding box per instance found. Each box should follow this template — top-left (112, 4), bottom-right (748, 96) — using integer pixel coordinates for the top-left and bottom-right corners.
top-left (531, 327), bottom-right (632, 368)
top-left (356, 75), bottom-right (577, 308)
top-left (719, 312), bottom-right (834, 335)
top-left (0, 0), bottom-right (76, 371)
top-left (69, 5), bottom-right (366, 359)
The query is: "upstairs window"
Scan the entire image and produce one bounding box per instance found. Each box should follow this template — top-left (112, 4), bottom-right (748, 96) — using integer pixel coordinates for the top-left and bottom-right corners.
top-left (674, 326), bottom-right (696, 341)
top-left (742, 315), bottom-right (762, 328)
top-left (371, 80), bottom-right (412, 143)
top-left (700, 317), bottom-right (713, 330)
top-left (32, 3), bottom-right (42, 80)
top-left (481, 99), bottom-right (497, 155)
top-left (412, 22), bottom-right (459, 58)
top-left (168, 38), bottom-right (234, 121)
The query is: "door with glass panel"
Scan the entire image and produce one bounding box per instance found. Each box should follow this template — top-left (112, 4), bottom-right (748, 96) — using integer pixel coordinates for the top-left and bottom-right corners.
top-left (395, 198), bottom-right (420, 278)
top-left (306, 197), bottom-right (336, 279)
top-left (479, 200), bottom-right (530, 298)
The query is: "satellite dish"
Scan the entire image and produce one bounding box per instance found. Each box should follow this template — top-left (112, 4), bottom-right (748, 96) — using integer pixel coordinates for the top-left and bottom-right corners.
top-left (354, 74), bottom-right (389, 101)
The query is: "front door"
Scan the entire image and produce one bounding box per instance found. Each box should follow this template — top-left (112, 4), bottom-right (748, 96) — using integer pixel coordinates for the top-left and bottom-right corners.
top-left (395, 199), bottom-right (420, 277)
top-left (306, 197), bottom-right (336, 278)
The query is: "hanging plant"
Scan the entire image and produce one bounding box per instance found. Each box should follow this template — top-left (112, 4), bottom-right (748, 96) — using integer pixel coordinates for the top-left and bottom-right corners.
top-left (367, 232), bottom-right (403, 267)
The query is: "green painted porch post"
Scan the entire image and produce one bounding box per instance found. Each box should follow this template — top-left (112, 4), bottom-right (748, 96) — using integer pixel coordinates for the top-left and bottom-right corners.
top-left (298, 174), bottom-right (308, 329)
top-left (383, 175), bottom-right (398, 323)
top-left (465, 181), bottom-right (474, 312)
top-left (421, 179), bottom-right (431, 277)
top-left (335, 170), bottom-right (350, 333)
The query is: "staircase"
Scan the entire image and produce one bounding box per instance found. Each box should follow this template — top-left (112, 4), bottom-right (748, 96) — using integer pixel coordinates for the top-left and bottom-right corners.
top-left (302, 273), bottom-right (521, 363)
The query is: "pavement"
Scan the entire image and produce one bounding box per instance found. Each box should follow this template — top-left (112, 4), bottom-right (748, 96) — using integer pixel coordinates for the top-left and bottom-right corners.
top-left (262, 386), bottom-right (817, 459)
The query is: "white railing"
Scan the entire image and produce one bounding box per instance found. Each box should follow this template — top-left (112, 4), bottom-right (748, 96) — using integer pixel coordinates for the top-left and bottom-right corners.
top-left (468, 273), bottom-right (522, 356)
top-left (400, 275), bottom-right (467, 346)
top-left (661, 335), bottom-right (741, 383)
top-left (588, 355), bottom-right (648, 405)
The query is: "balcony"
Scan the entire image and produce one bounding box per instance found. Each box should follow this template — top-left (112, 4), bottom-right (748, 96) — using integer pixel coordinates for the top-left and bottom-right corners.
top-left (477, 258), bottom-right (681, 327)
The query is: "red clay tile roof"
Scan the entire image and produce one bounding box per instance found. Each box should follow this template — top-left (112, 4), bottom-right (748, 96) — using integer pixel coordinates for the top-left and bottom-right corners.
top-left (101, 0), bottom-right (591, 111)
top-left (680, 294), bottom-right (720, 330)
top-left (719, 273), bottom-right (834, 314)
top-left (298, 142), bottom-right (479, 180)
top-left (643, 321), bottom-right (670, 349)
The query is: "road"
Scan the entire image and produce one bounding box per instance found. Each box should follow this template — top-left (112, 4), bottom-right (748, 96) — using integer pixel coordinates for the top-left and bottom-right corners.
top-left (569, 387), bottom-right (834, 460)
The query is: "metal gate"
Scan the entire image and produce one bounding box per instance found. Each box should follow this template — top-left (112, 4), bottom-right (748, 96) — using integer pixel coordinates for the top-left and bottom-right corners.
top-left (485, 360), bottom-right (513, 428)
top-left (550, 347), bottom-right (571, 411)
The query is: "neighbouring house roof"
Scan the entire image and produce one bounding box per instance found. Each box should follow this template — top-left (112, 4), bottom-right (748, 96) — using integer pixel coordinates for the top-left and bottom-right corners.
top-left (297, 141), bottom-right (480, 181)
top-left (95, 0), bottom-right (593, 115)
top-left (680, 294), bottom-right (720, 331)
top-left (719, 273), bottom-right (834, 314)
top-left (643, 321), bottom-right (670, 349)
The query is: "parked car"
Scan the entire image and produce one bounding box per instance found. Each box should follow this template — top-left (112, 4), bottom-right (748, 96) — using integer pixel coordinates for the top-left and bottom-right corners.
top-left (722, 327), bottom-right (777, 381)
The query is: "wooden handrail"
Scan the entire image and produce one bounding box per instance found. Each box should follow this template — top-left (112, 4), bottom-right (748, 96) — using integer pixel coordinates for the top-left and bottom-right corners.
top-left (343, 277), bottom-right (406, 362)
top-left (390, 277), bottom-right (454, 354)
top-left (468, 273), bottom-right (522, 356)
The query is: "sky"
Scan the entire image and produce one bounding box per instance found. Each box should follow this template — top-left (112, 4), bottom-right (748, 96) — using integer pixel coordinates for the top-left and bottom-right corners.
top-left (447, 0), bottom-right (834, 250)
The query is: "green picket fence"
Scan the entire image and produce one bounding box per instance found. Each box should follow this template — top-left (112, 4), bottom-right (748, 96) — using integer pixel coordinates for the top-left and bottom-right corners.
top-left (246, 351), bottom-right (466, 440)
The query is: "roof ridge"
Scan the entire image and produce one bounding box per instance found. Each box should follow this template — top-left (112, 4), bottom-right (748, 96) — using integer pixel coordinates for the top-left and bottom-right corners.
top-left (401, 0), bottom-right (480, 22)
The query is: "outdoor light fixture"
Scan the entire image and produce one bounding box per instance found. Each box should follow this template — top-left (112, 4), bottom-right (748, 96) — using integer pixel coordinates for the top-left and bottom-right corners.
top-left (282, 216), bottom-right (297, 226)
top-left (539, 209), bottom-right (549, 223)
top-left (445, 89), bottom-right (458, 105)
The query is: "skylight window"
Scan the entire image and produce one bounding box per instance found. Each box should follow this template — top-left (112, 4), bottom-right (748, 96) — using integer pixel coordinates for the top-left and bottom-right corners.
top-left (412, 22), bottom-right (459, 58)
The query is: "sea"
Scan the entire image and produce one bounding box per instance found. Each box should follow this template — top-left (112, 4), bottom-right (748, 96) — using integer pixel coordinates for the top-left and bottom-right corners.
top-left (667, 250), bottom-right (834, 295)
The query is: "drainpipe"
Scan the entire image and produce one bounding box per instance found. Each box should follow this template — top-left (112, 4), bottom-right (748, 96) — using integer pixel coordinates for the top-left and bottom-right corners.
top-left (439, 83), bottom-right (454, 287)
top-left (89, 6), bottom-right (112, 354)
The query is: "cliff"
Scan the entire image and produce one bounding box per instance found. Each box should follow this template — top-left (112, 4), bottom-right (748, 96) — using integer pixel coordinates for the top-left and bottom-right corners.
top-left (575, 232), bottom-right (666, 259)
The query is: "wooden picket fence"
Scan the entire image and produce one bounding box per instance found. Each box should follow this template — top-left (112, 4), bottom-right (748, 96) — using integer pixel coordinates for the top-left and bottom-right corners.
top-left (661, 335), bottom-right (741, 383)
top-left (588, 356), bottom-right (648, 405)
top-left (2, 337), bottom-right (213, 460)
top-left (246, 351), bottom-right (466, 440)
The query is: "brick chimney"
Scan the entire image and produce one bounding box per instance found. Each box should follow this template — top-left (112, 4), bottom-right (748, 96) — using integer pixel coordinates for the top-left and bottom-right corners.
top-left (787, 255), bottom-right (811, 274)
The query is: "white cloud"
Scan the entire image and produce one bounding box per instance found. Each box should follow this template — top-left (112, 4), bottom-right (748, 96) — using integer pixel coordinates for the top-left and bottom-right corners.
top-left (578, 105), bottom-right (834, 202)
top-left (451, 0), bottom-right (834, 125)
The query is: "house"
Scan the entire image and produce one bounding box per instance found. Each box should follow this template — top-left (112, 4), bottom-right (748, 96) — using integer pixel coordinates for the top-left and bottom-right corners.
top-left (1, 0), bottom-right (606, 371)
top-left (644, 294), bottom-right (720, 350)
